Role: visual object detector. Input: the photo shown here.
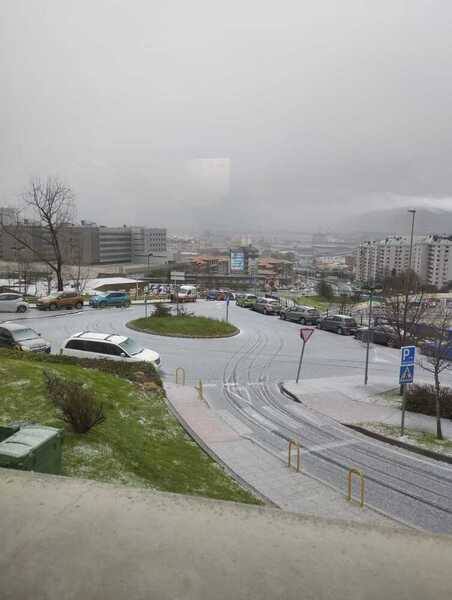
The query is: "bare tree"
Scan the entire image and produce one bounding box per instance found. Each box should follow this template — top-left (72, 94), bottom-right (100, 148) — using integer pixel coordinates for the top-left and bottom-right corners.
top-left (1, 177), bottom-right (75, 291)
top-left (419, 310), bottom-right (452, 440)
top-left (382, 271), bottom-right (430, 349)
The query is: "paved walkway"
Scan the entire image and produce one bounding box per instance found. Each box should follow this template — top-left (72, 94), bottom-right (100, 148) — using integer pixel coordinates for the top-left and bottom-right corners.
top-left (165, 383), bottom-right (393, 526)
top-left (283, 375), bottom-right (452, 439)
top-left (2, 468), bottom-right (451, 600)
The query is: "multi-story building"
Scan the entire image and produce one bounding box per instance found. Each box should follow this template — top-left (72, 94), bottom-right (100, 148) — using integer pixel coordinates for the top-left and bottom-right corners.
top-left (131, 227), bottom-right (167, 263)
top-left (0, 221), bottom-right (167, 266)
top-left (354, 235), bottom-right (452, 289)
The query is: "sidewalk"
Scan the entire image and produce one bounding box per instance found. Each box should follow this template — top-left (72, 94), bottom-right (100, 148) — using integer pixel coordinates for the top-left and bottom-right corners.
top-left (165, 383), bottom-right (394, 526)
top-left (2, 468), bottom-right (451, 600)
top-left (283, 375), bottom-right (452, 439)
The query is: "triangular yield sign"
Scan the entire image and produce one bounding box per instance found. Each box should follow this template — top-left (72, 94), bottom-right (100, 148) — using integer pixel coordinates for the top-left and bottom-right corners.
top-left (300, 327), bottom-right (315, 343)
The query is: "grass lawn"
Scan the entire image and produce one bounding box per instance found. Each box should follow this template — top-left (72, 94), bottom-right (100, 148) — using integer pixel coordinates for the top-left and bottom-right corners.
top-left (359, 422), bottom-right (452, 457)
top-left (293, 296), bottom-right (332, 311)
top-left (0, 356), bottom-right (259, 504)
top-left (129, 315), bottom-right (239, 337)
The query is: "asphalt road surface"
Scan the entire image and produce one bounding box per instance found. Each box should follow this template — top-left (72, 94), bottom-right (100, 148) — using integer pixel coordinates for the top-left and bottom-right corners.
top-left (3, 301), bottom-right (452, 533)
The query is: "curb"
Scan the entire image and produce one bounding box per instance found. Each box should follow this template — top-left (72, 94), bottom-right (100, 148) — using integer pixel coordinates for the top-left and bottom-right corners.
top-left (280, 383), bottom-right (452, 465)
top-left (345, 424), bottom-right (452, 465)
top-left (163, 385), bottom-right (274, 507)
top-left (126, 321), bottom-right (240, 339)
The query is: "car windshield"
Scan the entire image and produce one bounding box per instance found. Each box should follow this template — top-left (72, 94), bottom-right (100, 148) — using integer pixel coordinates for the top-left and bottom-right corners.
top-left (119, 337), bottom-right (144, 356)
top-left (308, 309), bottom-right (319, 314)
top-left (12, 328), bottom-right (39, 341)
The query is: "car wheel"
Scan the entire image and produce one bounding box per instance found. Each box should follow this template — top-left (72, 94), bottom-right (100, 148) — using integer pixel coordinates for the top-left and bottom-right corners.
top-left (100, 301), bottom-right (107, 308)
top-left (281, 313), bottom-right (286, 320)
top-left (299, 317), bottom-right (306, 325)
top-left (16, 305), bottom-right (27, 313)
top-left (49, 303), bottom-right (58, 311)
top-left (122, 301), bottom-right (129, 308)
top-left (337, 327), bottom-right (343, 335)
top-left (75, 301), bottom-right (83, 309)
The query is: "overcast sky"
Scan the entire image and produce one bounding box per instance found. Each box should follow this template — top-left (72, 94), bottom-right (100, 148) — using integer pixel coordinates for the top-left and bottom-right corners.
top-left (2, 1), bottom-right (452, 232)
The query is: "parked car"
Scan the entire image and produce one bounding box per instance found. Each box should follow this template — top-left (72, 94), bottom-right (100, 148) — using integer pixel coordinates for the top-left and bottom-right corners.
top-left (280, 305), bottom-right (320, 325)
top-left (253, 297), bottom-right (281, 315)
top-left (61, 331), bottom-right (160, 366)
top-left (171, 285), bottom-right (197, 303)
top-left (36, 291), bottom-right (84, 311)
top-left (206, 289), bottom-right (219, 300)
top-left (0, 323), bottom-right (51, 352)
top-left (89, 292), bottom-right (130, 308)
top-left (355, 325), bottom-right (400, 347)
top-left (318, 314), bottom-right (358, 335)
top-left (236, 294), bottom-right (257, 308)
top-left (421, 328), bottom-right (452, 361)
top-left (0, 293), bottom-right (28, 313)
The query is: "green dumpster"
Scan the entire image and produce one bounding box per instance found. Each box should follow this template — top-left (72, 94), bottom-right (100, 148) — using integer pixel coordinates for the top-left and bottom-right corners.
top-left (0, 425), bottom-right (63, 474)
top-left (0, 423), bottom-right (20, 443)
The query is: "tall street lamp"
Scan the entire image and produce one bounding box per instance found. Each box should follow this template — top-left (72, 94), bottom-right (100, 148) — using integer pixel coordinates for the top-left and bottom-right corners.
top-left (408, 209), bottom-right (416, 272)
top-left (363, 283), bottom-right (381, 385)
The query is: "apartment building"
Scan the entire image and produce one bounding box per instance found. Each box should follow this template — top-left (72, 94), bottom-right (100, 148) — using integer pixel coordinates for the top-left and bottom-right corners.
top-left (354, 235), bottom-right (452, 289)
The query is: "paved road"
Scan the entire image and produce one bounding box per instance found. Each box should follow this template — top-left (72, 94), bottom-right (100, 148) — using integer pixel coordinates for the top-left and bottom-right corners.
top-left (4, 301), bottom-right (452, 533)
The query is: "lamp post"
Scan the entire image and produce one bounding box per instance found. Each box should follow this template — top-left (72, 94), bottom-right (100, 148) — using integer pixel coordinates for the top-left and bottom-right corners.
top-left (364, 284), bottom-right (378, 385)
top-left (147, 252), bottom-right (153, 274)
top-left (407, 209), bottom-right (416, 272)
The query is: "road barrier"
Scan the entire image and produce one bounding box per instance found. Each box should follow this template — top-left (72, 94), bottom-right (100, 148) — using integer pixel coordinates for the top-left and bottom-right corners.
top-left (175, 367), bottom-right (186, 386)
top-left (347, 468), bottom-right (365, 508)
top-left (288, 440), bottom-right (301, 472)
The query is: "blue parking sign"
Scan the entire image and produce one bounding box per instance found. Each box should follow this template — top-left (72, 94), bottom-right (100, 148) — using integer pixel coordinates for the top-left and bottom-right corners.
top-left (399, 365), bottom-right (414, 385)
top-left (401, 346), bottom-right (416, 366)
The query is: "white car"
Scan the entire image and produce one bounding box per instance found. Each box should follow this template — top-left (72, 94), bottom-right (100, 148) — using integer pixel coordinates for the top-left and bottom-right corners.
top-left (0, 293), bottom-right (28, 313)
top-left (61, 332), bottom-right (161, 366)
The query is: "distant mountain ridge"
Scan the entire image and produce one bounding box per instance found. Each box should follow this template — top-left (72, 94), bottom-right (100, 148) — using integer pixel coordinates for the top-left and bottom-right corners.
top-left (341, 207), bottom-right (452, 238)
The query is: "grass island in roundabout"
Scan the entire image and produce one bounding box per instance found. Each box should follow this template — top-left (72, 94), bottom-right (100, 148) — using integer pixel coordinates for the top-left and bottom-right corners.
top-left (127, 314), bottom-right (240, 338)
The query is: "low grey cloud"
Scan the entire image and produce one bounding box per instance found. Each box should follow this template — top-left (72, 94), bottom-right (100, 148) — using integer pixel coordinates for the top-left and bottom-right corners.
top-left (1, 0), bottom-right (452, 232)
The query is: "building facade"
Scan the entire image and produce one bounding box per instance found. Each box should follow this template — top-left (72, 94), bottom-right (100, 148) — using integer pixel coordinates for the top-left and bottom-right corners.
top-left (0, 221), bottom-right (167, 266)
top-left (354, 235), bottom-right (452, 289)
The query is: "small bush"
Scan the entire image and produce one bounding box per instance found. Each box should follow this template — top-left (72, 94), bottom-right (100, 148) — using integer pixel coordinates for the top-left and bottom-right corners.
top-left (44, 371), bottom-right (106, 433)
top-left (153, 302), bottom-right (172, 318)
top-left (406, 384), bottom-right (452, 419)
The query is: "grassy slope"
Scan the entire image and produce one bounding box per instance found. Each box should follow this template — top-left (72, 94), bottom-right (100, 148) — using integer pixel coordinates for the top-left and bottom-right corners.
top-left (130, 315), bottom-right (238, 337)
top-left (293, 296), bottom-right (332, 311)
top-left (0, 358), bottom-right (259, 504)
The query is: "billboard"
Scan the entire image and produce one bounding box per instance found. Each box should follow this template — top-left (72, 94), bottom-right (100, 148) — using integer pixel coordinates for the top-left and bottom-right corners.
top-left (230, 250), bottom-right (245, 273)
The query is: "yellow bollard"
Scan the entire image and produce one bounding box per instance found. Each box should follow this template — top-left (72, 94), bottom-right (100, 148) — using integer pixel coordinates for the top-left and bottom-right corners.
top-left (197, 379), bottom-right (204, 401)
top-left (288, 440), bottom-right (301, 472)
top-left (347, 468), bottom-right (365, 508)
top-left (175, 367), bottom-right (186, 386)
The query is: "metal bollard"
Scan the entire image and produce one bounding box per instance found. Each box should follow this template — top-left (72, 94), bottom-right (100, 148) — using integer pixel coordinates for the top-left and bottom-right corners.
top-left (175, 367), bottom-right (186, 385)
top-left (347, 468), bottom-right (365, 508)
top-left (288, 440), bottom-right (301, 472)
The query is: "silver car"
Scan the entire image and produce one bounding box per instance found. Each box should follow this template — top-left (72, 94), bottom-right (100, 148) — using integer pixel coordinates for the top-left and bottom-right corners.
top-left (0, 293), bottom-right (28, 313)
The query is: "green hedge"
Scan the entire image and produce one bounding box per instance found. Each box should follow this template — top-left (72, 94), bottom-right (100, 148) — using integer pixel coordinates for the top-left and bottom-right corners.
top-left (0, 349), bottom-right (162, 387)
top-left (406, 384), bottom-right (452, 419)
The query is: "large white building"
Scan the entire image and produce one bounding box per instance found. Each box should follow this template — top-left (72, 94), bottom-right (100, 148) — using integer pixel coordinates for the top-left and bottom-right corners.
top-left (355, 235), bottom-right (452, 289)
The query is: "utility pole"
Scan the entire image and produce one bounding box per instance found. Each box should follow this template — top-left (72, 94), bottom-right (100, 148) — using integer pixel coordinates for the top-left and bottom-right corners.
top-left (408, 209), bottom-right (416, 272)
top-left (364, 285), bottom-right (375, 385)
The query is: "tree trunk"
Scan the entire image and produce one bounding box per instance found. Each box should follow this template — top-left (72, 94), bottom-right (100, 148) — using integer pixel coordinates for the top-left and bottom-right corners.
top-left (434, 370), bottom-right (443, 440)
top-left (57, 268), bottom-right (64, 291)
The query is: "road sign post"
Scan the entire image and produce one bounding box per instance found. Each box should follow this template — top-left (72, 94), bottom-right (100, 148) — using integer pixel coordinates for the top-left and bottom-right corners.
top-left (296, 327), bottom-right (315, 384)
top-left (170, 272), bottom-right (185, 316)
top-left (400, 345), bottom-right (416, 435)
top-left (225, 296), bottom-right (230, 322)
